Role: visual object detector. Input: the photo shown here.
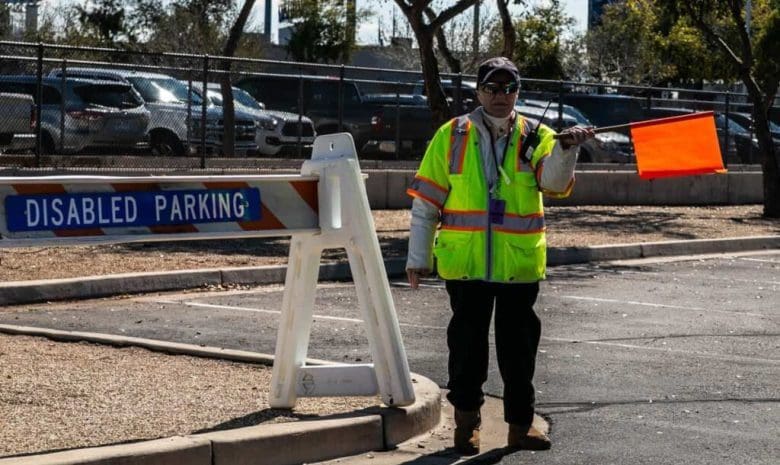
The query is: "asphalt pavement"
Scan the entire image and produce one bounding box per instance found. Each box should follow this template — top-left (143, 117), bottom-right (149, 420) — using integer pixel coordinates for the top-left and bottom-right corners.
top-left (1, 249), bottom-right (778, 464)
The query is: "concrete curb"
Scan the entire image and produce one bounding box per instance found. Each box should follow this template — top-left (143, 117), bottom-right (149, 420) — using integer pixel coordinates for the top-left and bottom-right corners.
top-left (0, 325), bottom-right (442, 465)
top-left (1, 236), bottom-right (777, 307)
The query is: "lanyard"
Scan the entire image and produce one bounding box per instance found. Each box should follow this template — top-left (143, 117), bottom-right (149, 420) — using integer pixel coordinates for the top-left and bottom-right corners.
top-left (489, 121), bottom-right (513, 197)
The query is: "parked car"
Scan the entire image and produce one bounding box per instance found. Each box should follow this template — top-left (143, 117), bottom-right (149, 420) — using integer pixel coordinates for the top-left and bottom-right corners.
top-left (50, 68), bottom-right (257, 156)
top-left (726, 112), bottom-right (780, 163)
top-left (360, 93), bottom-right (434, 157)
top-left (0, 92), bottom-right (35, 153)
top-left (236, 74), bottom-right (381, 151)
top-left (410, 79), bottom-right (479, 113)
top-left (195, 82), bottom-right (316, 156)
top-left (0, 76), bottom-right (149, 154)
top-left (514, 104), bottom-right (635, 163)
top-left (556, 93), bottom-right (646, 128)
top-left (518, 98), bottom-right (592, 127)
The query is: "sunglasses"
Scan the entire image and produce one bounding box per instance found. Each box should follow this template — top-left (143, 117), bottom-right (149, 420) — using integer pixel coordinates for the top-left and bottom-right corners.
top-left (480, 82), bottom-right (520, 95)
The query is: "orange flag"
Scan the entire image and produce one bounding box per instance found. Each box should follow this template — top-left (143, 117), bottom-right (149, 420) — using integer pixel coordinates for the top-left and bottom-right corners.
top-left (630, 111), bottom-right (726, 179)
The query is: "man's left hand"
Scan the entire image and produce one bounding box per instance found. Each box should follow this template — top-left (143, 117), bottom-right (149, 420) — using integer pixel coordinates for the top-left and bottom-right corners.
top-left (559, 126), bottom-right (595, 149)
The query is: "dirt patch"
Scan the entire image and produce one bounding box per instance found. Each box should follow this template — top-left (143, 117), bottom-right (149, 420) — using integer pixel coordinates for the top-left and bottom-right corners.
top-left (0, 334), bottom-right (379, 458)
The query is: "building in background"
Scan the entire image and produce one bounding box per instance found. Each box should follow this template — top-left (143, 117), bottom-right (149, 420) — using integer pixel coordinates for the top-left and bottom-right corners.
top-left (588, 0), bottom-right (615, 29)
top-left (264, 0), bottom-right (356, 45)
top-left (1, 0), bottom-right (38, 37)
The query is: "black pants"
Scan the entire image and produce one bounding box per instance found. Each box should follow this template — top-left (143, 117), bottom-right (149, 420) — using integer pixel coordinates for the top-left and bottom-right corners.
top-left (445, 279), bottom-right (541, 425)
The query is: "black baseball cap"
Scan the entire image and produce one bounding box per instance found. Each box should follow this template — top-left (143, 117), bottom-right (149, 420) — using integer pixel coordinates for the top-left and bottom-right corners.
top-left (477, 57), bottom-right (521, 85)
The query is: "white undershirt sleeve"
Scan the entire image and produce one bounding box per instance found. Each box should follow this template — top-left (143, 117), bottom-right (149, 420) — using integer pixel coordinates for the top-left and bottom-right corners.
top-left (406, 197), bottom-right (439, 271)
top-left (539, 141), bottom-right (578, 193)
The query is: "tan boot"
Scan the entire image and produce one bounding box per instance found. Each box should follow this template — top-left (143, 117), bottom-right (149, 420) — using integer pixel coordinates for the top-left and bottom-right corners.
top-left (453, 409), bottom-right (481, 455)
top-left (507, 423), bottom-right (551, 450)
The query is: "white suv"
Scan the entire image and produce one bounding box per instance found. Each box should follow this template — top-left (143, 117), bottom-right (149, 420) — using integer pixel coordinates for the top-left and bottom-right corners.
top-left (198, 83), bottom-right (316, 156)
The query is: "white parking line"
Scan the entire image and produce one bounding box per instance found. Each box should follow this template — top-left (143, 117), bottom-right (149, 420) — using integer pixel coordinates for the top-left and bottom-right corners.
top-left (556, 295), bottom-right (767, 318)
top-left (154, 299), bottom-right (447, 330)
top-left (542, 336), bottom-right (780, 365)
top-left (595, 269), bottom-right (780, 287)
top-left (154, 299), bottom-right (779, 365)
top-left (740, 257), bottom-right (780, 264)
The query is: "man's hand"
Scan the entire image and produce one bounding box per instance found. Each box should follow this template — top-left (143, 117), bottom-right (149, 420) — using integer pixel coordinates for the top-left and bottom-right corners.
top-left (559, 125), bottom-right (596, 149)
top-left (407, 268), bottom-right (431, 290)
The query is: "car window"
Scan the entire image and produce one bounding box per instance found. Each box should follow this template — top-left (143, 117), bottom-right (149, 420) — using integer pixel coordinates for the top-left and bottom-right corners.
top-left (0, 82), bottom-right (60, 105)
top-left (74, 84), bottom-right (142, 109)
top-left (127, 77), bottom-right (202, 105)
top-left (232, 88), bottom-right (263, 110)
top-left (255, 78), bottom-right (299, 110)
top-left (716, 115), bottom-right (749, 134)
top-left (307, 80), bottom-right (339, 106)
top-left (205, 90), bottom-right (222, 106)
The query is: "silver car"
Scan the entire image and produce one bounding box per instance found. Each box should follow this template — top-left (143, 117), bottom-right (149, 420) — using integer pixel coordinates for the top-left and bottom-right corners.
top-left (515, 104), bottom-right (634, 163)
top-left (50, 68), bottom-right (257, 156)
top-left (0, 75), bottom-right (149, 154)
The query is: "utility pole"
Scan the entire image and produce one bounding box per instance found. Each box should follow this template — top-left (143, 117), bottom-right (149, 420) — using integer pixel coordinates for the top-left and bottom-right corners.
top-left (472, 0), bottom-right (480, 59)
top-left (745, 0), bottom-right (752, 37)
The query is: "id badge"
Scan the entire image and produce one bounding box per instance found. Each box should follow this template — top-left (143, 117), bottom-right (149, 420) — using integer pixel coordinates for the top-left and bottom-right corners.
top-left (489, 198), bottom-right (506, 225)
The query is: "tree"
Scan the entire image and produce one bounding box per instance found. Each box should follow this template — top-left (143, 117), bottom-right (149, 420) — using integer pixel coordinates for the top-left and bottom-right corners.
top-left (484, 0), bottom-right (577, 80)
top-left (665, 0), bottom-right (779, 216)
top-left (219, 0), bottom-right (256, 157)
top-left (284, 0), bottom-right (368, 63)
top-left (424, 6), bottom-right (461, 73)
top-left (143, 0), bottom-right (234, 54)
top-left (74, 0), bottom-right (133, 45)
top-left (394, 0), bottom-right (479, 127)
top-left (586, 0), bottom-right (734, 87)
top-left (496, 0), bottom-right (519, 58)
top-left (586, 0), bottom-right (672, 85)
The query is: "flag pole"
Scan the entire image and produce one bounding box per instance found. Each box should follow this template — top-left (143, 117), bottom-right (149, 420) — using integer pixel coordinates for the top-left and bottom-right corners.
top-left (553, 123), bottom-right (630, 139)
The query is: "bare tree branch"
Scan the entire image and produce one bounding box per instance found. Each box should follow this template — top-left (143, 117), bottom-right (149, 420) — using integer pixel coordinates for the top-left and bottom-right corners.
top-left (496, 0), bottom-right (517, 58)
top-left (424, 6), bottom-right (461, 73)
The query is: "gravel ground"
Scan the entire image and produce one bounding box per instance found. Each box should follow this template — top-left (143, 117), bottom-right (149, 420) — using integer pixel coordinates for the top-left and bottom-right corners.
top-left (0, 334), bottom-right (379, 458)
top-left (0, 205), bottom-right (778, 458)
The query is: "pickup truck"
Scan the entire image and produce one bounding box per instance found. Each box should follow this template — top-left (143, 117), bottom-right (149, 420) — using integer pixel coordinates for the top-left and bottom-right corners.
top-left (0, 92), bottom-right (35, 153)
top-left (235, 74), bottom-right (433, 155)
top-left (360, 93), bottom-right (436, 157)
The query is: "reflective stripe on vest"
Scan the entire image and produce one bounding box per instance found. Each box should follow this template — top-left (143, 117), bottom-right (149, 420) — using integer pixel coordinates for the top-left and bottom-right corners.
top-left (408, 175), bottom-right (448, 208)
top-left (441, 209), bottom-right (545, 234)
top-left (448, 116), bottom-right (471, 174)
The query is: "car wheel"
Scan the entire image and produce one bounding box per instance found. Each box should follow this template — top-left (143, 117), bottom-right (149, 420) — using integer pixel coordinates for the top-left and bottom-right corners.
top-left (150, 131), bottom-right (185, 157)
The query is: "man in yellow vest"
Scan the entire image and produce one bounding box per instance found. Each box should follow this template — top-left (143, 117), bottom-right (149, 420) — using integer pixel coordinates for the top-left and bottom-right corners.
top-left (406, 57), bottom-right (594, 455)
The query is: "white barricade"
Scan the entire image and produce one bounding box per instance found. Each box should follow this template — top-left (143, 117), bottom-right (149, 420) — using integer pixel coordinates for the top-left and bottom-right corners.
top-left (0, 133), bottom-right (415, 408)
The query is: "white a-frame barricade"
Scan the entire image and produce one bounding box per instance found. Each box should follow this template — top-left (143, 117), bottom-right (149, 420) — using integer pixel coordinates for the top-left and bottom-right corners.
top-left (0, 133), bottom-right (415, 409)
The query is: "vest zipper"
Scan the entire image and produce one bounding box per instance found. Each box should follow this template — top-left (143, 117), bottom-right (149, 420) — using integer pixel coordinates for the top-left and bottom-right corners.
top-left (486, 186), bottom-right (493, 281)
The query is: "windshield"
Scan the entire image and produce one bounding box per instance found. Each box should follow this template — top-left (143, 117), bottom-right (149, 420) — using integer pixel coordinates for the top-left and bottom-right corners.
top-left (233, 87), bottom-right (263, 110)
top-left (716, 115), bottom-right (749, 134)
top-left (206, 90), bottom-right (223, 106)
top-left (562, 106), bottom-right (591, 125)
top-left (127, 77), bottom-right (202, 105)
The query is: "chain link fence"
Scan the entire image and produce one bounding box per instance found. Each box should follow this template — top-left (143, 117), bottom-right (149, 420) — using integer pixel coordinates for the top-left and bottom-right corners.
top-left (1, 40), bottom-right (778, 173)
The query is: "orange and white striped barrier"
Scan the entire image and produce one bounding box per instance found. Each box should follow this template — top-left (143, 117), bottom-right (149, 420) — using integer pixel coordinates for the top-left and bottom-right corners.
top-left (0, 133), bottom-right (415, 410)
top-left (0, 175), bottom-right (319, 246)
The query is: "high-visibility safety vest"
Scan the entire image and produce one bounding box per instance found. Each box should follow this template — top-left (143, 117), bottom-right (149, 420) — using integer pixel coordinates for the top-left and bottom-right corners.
top-left (407, 112), bottom-right (573, 283)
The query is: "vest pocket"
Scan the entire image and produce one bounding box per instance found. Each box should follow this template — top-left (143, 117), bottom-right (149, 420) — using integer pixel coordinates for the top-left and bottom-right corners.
top-left (433, 231), bottom-right (476, 280)
top-left (499, 237), bottom-right (546, 282)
